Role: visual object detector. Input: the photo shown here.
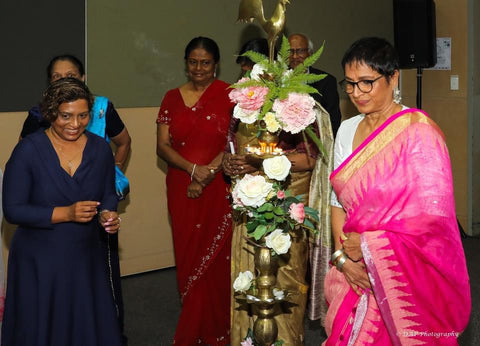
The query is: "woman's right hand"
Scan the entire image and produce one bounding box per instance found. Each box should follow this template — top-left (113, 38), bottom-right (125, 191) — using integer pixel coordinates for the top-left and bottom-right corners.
top-left (222, 153), bottom-right (259, 176)
top-left (341, 259), bottom-right (372, 296)
top-left (68, 201), bottom-right (100, 223)
top-left (192, 165), bottom-right (215, 186)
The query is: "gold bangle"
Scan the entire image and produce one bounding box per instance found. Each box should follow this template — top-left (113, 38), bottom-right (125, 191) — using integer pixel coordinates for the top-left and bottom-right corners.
top-left (331, 248), bottom-right (345, 264)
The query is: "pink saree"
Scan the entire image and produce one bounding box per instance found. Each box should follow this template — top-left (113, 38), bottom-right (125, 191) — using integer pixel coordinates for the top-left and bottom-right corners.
top-left (324, 109), bottom-right (470, 345)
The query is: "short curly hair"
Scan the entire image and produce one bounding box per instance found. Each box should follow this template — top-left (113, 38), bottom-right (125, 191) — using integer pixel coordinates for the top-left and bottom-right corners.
top-left (40, 78), bottom-right (94, 123)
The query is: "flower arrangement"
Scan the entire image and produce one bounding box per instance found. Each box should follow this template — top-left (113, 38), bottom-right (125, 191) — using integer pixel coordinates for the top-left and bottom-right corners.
top-left (229, 35), bottom-right (328, 346)
top-left (229, 36), bottom-right (324, 259)
top-left (229, 36), bottom-right (327, 154)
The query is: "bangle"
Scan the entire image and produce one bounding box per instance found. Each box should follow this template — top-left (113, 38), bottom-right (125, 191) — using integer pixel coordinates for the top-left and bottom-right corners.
top-left (331, 248), bottom-right (345, 264)
top-left (335, 254), bottom-right (348, 272)
top-left (190, 163), bottom-right (197, 181)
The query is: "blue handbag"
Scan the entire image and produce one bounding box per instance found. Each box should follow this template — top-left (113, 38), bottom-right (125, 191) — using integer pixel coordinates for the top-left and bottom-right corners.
top-left (87, 96), bottom-right (130, 200)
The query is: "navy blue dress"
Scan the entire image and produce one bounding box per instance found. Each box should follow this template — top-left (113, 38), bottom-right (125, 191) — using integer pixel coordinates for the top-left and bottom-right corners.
top-left (1, 130), bottom-right (122, 346)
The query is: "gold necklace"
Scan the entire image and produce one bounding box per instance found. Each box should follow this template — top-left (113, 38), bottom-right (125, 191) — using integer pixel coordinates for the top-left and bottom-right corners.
top-left (47, 128), bottom-right (84, 172)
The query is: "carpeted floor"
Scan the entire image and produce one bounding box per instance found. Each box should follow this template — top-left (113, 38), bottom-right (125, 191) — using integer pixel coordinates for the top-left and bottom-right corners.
top-left (122, 237), bottom-right (480, 345)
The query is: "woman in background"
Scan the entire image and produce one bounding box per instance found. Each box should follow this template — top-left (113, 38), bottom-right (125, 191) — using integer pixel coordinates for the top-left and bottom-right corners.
top-left (156, 36), bottom-right (233, 345)
top-left (2, 78), bottom-right (122, 345)
top-left (20, 54), bottom-right (131, 170)
top-left (324, 37), bottom-right (470, 345)
top-left (236, 38), bottom-right (269, 76)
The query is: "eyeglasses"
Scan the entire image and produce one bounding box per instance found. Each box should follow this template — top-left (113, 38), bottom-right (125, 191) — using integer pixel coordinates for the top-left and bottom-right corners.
top-left (339, 75), bottom-right (384, 94)
top-left (289, 48), bottom-right (309, 56)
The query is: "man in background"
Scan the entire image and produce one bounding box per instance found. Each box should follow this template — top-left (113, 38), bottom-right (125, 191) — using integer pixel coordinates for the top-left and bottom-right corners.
top-left (288, 33), bottom-right (341, 136)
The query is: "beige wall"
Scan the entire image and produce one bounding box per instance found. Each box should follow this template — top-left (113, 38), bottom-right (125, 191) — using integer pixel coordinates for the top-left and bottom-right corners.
top-left (400, 0), bottom-right (470, 230)
top-left (470, 0), bottom-right (480, 235)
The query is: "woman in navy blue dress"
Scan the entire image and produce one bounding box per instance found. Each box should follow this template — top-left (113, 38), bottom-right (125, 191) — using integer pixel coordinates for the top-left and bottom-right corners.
top-left (1, 78), bottom-right (122, 346)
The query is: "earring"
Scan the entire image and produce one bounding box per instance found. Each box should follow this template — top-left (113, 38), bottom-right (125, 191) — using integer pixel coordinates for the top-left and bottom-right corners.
top-left (214, 70), bottom-right (217, 78)
top-left (393, 86), bottom-right (402, 104)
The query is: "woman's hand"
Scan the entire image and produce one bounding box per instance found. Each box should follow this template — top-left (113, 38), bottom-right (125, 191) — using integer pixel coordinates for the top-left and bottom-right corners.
top-left (341, 259), bottom-right (371, 296)
top-left (222, 154), bottom-right (259, 176)
top-left (222, 153), bottom-right (235, 176)
top-left (343, 232), bottom-right (363, 261)
top-left (192, 165), bottom-right (215, 186)
top-left (187, 180), bottom-right (203, 198)
top-left (99, 210), bottom-right (121, 234)
top-left (67, 201), bottom-right (100, 223)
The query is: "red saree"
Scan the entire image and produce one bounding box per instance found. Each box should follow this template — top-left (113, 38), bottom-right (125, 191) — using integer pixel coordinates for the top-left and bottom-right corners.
top-left (324, 109), bottom-right (470, 345)
top-left (157, 80), bottom-right (233, 345)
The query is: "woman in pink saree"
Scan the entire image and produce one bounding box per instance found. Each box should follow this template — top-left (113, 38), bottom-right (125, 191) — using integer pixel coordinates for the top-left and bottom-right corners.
top-left (324, 37), bottom-right (470, 345)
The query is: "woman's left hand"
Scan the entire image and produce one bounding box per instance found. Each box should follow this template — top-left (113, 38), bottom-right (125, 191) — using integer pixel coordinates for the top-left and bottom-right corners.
top-left (343, 232), bottom-right (363, 261)
top-left (187, 180), bottom-right (203, 198)
top-left (100, 210), bottom-right (121, 234)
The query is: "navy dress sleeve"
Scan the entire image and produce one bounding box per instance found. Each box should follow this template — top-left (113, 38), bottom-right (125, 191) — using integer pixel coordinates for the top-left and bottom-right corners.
top-left (3, 139), bottom-right (54, 228)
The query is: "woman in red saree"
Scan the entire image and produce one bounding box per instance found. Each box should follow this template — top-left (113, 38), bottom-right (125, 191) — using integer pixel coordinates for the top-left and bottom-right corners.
top-left (324, 37), bottom-right (470, 345)
top-left (156, 37), bottom-right (233, 345)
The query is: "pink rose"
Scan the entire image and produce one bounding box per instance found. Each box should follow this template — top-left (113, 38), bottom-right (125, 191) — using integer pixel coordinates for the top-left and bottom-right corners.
top-left (289, 202), bottom-right (305, 223)
top-left (277, 190), bottom-right (285, 199)
top-left (273, 93), bottom-right (316, 134)
top-left (229, 78), bottom-right (269, 112)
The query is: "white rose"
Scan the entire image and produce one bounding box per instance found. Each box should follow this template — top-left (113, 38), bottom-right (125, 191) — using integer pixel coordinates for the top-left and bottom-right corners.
top-left (273, 288), bottom-right (285, 300)
top-left (233, 270), bottom-right (254, 292)
top-left (250, 63), bottom-right (267, 81)
top-left (233, 174), bottom-right (273, 207)
top-left (233, 104), bottom-right (258, 124)
top-left (265, 229), bottom-right (292, 255)
top-left (262, 155), bottom-right (291, 181)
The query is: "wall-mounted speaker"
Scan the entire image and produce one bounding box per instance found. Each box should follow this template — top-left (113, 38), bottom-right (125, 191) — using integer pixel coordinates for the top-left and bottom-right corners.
top-left (393, 0), bottom-right (437, 69)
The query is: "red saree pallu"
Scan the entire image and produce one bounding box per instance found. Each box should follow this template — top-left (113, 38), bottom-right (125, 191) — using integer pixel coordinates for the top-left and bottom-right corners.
top-left (324, 109), bottom-right (470, 345)
top-left (158, 80), bottom-right (233, 345)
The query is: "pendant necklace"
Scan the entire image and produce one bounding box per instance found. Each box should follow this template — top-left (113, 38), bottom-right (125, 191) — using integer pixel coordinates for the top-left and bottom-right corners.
top-left (47, 128), bottom-right (84, 173)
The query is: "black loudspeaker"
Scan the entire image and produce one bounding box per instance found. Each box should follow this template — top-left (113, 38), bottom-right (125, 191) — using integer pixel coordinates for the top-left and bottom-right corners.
top-left (393, 0), bottom-right (437, 69)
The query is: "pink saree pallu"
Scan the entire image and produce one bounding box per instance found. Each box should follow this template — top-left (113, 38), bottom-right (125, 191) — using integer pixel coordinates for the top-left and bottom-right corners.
top-left (324, 109), bottom-right (471, 345)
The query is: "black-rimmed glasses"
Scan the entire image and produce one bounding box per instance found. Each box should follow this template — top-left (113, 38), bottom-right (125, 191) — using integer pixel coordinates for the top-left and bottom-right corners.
top-left (339, 75), bottom-right (384, 94)
top-left (288, 48), bottom-right (309, 56)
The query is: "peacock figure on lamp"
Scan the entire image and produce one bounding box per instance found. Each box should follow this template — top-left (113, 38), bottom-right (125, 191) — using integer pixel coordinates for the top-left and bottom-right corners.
top-left (237, 0), bottom-right (290, 63)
